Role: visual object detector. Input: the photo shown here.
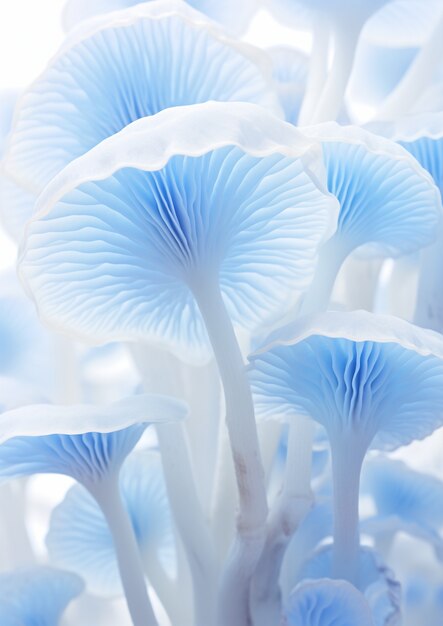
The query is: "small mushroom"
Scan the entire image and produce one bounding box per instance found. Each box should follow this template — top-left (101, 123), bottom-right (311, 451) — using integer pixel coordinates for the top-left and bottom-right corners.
top-left (283, 578), bottom-right (374, 626)
top-left (250, 310), bottom-right (443, 585)
top-left (0, 394), bottom-right (186, 626)
top-left (0, 566), bottom-right (83, 626)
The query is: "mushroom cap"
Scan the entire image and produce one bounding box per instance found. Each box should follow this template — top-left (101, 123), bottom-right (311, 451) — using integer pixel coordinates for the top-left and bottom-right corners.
top-left (62, 0), bottom-right (259, 36)
top-left (0, 394), bottom-right (186, 484)
top-left (283, 578), bottom-right (374, 626)
top-left (298, 546), bottom-right (401, 626)
top-left (0, 566), bottom-right (83, 626)
top-left (361, 457), bottom-right (443, 558)
top-left (250, 310), bottom-right (443, 451)
top-left (2, 0), bottom-right (279, 238)
top-left (368, 113), bottom-right (443, 198)
top-left (19, 101), bottom-right (336, 364)
top-left (47, 450), bottom-right (174, 596)
top-left (302, 122), bottom-right (442, 258)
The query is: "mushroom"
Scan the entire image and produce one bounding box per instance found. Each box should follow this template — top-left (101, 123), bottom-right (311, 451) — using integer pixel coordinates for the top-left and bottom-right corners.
top-left (0, 566), bottom-right (83, 626)
top-left (297, 123), bottom-right (442, 316)
top-left (250, 310), bottom-right (443, 587)
top-left (2, 0), bottom-right (280, 240)
top-left (18, 100), bottom-right (336, 626)
top-left (0, 394), bottom-right (186, 626)
top-left (366, 112), bottom-right (443, 334)
top-left (283, 578), bottom-right (374, 626)
top-left (47, 450), bottom-right (181, 624)
top-left (361, 457), bottom-right (443, 561)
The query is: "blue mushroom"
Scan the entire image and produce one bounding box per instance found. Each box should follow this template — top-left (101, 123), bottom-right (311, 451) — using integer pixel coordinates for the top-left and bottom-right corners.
top-left (283, 578), bottom-right (374, 626)
top-left (47, 450), bottom-right (179, 622)
top-left (2, 0), bottom-right (279, 240)
top-left (361, 457), bottom-right (443, 561)
top-left (250, 310), bottom-right (443, 588)
top-left (0, 394), bottom-right (186, 626)
top-left (298, 123), bottom-right (442, 315)
top-left (0, 566), bottom-right (83, 626)
top-left (18, 99), bottom-right (335, 626)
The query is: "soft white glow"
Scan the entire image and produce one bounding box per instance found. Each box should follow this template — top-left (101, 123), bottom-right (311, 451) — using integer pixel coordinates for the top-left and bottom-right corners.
top-left (0, 0), bottom-right (65, 89)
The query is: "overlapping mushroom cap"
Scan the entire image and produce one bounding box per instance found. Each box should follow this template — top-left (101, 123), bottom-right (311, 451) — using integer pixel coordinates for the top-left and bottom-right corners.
top-left (18, 101), bottom-right (336, 363)
top-left (362, 458), bottom-right (443, 558)
top-left (304, 123), bottom-right (442, 259)
top-left (62, 0), bottom-right (259, 36)
top-left (297, 546), bottom-right (401, 626)
top-left (250, 310), bottom-right (443, 450)
top-left (47, 451), bottom-right (174, 596)
top-left (0, 566), bottom-right (83, 626)
top-left (0, 394), bottom-right (186, 486)
top-left (2, 0), bottom-right (280, 239)
top-left (283, 579), bottom-right (374, 626)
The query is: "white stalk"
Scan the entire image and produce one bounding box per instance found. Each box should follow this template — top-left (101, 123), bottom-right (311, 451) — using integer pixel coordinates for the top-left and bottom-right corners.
top-left (299, 235), bottom-right (349, 316)
top-left (194, 278), bottom-right (268, 626)
top-left (156, 422), bottom-right (218, 626)
top-left (298, 17), bottom-right (331, 125)
top-left (311, 19), bottom-right (362, 123)
top-left (250, 416), bottom-right (315, 626)
top-left (91, 475), bottom-right (158, 626)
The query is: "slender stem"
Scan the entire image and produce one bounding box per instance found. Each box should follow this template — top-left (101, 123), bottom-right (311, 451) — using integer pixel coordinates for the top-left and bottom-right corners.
top-left (414, 235), bottom-right (443, 332)
top-left (194, 278), bottom-right (268, 626)
top-left (374, 11), bottom-right (443, 120)
top-left (298, 18), bottom-right (330, 125)
top-left (311, 19), bottom-right (362, 123)
top-left (211, 422), bottom-right (237, 564)
top-left (250, 416), bottom-right (315, 626)
top-left (300, 235), bottom-right (349, 316)
top-left (143, 549), bottom-right (186, 626)
top-left (156, 422), bottom-right (217, 626)
top-left (330, 438), bottom-right (366, 585)
top-left (91, 475), bottom-right (158, 626)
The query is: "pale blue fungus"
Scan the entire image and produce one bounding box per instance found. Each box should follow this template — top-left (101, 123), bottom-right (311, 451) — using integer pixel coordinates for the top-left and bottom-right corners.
top-left (18, 99), bottom-right (335, 626)
top-left (2, 1), bottom-right (279, 239)
top-left (0, 566), bottom-right (83, 626)
top-left (361, 458), bottom-right (443, 560)
top-left (46, 451), bottom-right (175, 603)
top-left (283, 578), bottom-right (374, 626)
top-left (0, 395), bottom-right (186, 626)
top-left (250, 310), bottom-right (443, 587)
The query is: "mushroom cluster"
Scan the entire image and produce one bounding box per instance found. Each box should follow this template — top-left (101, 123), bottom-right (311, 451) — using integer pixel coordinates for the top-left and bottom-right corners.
top-left (1, 1), bottom-right (443, 625)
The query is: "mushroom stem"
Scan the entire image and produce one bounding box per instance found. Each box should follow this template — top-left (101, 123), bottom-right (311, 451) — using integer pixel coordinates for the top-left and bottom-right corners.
top-left (414, 235), bottom-right (443, 332)
top-left (374, 11), bottom-right (443, 120)
top-left (91, 475), bottom-right (158, 626)
top-left (330, 439), bottom-right (365, 585)
top-left (194, 279), bottom-right (268, 626)
top-left (250, 416), bottom-right (315, 626)
top-left (155, 422), bottom-right (218, 626)
top-left (298, 17), bottom-right (330, 125)
top-left (300, 235), bottom-right (349, 316)
top-left (311, 19), bottom-right (362, 123)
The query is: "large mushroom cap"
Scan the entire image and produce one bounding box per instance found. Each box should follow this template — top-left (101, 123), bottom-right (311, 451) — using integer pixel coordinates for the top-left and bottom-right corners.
top-left (250, 310), bottom-right (443, 451)
top-left (18, 101), bottom-right (336, 364)
top-left (2, 0), bottom-right (279, 239)
top-left (0, 566), bottom-right (83, 626)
